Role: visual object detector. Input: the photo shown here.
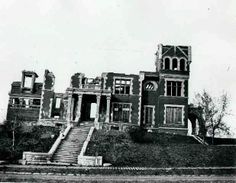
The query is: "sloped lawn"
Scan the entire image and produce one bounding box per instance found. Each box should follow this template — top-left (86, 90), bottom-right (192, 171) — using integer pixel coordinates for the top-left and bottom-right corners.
top-left (86, 129), bottom-right (236, 167)
top-left (0, 125), bottom-right (59, 163)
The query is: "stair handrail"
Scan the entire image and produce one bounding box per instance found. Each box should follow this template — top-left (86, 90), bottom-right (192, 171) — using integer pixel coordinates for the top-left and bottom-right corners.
top-left (192, 135), bottom-right (208, 146)
top-left (79, 126), bottom-right (95, 156)
top-left (48, 124), bottom-right (72, 156)
top-left (21, 124), bottom-right (73, 165)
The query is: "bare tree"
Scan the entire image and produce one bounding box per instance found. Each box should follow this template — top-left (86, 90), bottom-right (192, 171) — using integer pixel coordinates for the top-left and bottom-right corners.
top-left (195, 90), bottom-right (230, 144)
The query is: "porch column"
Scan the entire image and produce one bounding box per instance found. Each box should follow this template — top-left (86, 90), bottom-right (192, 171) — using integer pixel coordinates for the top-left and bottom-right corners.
top-left (66, 94), bottom-right (72, 123)
top-left (95, 95), bottom-right (101, 122)
top-left (75, 94), bottom-right (83, 122)
top-left (105, 96), bottom-right (111, 123)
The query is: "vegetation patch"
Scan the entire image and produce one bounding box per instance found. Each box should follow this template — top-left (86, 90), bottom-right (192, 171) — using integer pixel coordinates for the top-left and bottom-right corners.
top-left (86, 128), bottom-right (236, 167)
top-left (0, 123), bottom-right (59, 163)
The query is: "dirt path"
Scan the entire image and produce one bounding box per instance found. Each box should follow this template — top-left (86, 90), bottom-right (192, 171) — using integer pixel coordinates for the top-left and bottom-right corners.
top-left (0, 173), bottom-right (235, 182)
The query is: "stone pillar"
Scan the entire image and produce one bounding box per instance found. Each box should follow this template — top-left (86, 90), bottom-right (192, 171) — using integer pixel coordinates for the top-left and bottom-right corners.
top-left (79, 76), bottom-right (83, 89)
top-left (71, 98), bottom-right (75, 121)
top-left (66, 94), bottom-right (72, 123)
top-left (75, 94), bottom-right (83, 122)
top-left (95, 95), bottom-right (101, 122)
top-left (105, 96), bottom-right (111, 123)
top-left (31, 74), bottom-right (35, 93)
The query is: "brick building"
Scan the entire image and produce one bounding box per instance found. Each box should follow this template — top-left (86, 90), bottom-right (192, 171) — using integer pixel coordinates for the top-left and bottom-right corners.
top-left (6, 44), bottom-right (194, 135)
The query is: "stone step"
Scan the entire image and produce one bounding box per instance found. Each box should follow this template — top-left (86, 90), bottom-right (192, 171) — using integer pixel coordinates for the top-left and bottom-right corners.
top-left (56, 146), bottom-right (83, 149)
top-left (53, 156), bottom-right (78, 159)
top-left (54, 152), bottom-right (80, 155)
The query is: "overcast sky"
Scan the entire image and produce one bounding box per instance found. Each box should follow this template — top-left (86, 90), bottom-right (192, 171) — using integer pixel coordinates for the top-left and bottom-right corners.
top-left (0, 0), bottom-right (235, 135)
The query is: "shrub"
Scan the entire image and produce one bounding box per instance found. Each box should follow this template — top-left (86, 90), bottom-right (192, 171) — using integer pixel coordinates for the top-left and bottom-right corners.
top-left (86, 129), bottom-right (236, 167)
top-left (128, 126), bottom-right (198, 145)
top-left (0, 124), bottom-right (59, 163)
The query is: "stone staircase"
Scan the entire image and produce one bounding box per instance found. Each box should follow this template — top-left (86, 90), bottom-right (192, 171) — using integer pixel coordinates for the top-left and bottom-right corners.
top-left (52, 122), bottom-right (93, 164)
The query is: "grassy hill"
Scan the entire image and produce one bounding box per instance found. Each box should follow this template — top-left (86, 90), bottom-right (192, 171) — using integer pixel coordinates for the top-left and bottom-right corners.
top-left (86, 128), bottom-right (236, 167)
top-left (0, 124), bottom-right (59, 163)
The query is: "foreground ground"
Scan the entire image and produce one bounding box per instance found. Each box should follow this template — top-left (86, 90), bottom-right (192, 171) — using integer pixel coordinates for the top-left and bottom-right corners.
top-left (1, 173), bottom-right (235, 183)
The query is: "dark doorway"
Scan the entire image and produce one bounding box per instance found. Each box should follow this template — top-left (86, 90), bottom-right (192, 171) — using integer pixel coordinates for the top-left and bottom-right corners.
top-left (80, 94), bottom-right (97, 122)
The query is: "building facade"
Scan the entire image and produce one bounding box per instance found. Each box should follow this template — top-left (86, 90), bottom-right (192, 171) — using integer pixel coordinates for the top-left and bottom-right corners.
top-left (6, 44), bottom-right (192, 135)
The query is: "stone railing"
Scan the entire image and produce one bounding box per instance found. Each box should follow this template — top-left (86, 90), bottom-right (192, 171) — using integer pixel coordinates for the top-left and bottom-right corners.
top-left (82, 84), bottom-right (101, 90)
top-left (79, 127), bottom-right (95, 156)
top-left (77, 126), bottom-right (103, 166)
top-left (21, 124), bottom-right (72, 165)
top-left (48, 124), bottom-right (72, 154)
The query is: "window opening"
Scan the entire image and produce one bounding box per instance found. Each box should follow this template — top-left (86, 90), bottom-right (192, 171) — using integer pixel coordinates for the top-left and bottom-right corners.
top-left (164, 58), bottom-right (170, 70)
top-left (180, 59), bottom-right (185, 71)
top-left (12, 98), bottom-right (20, 106)
top-left (90, 103), bottom-right (97, 118)
top-left (23, 98), bottom-right (30, 108)
top-left (115, 79), bottom-right (131, 94)
top-left (33, 99), bottom-right (41, 106)
top-left (144, 106), bottom-right (154, 127)
top-left (24, 76), bottom-right (32, 88)
top-left (172, 58), bottom-right (178, 70)
top-left (113, 103), bottom-right (131, 123)
top-left (167, 81), bottom-right (182, 96)
top-left (166, 106), bottom-right (182, 124)
top-left (55, 98), bottom-right (61, 108)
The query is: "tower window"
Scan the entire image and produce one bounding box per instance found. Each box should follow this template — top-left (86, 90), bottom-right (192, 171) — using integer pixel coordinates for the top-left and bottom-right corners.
top-left (172, 58), bottom-right (178, 70)
top-left (180, 58), bottom-right (186, 71)
top-left (164, 58), bottom-right (170, 70)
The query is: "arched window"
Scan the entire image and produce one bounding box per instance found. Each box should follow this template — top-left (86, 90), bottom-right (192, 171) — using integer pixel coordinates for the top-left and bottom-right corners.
top-left (172, 58), bottom-right (178, 70)
top-left (145, 82), bottom-right (155, 91)
top-left (180, 58), bottom-right (186, 71)
top-left (144, 81), bottom-right (158, 91)
top-left (164, 58), bottom-right (170, 70)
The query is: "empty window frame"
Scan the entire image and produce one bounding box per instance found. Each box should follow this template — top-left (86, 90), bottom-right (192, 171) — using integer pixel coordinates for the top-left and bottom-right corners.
top-left (166, 81), bottom-right (183, 96)
top-left (24, 76), bottom-right (32, 88)
top-left (112, 103), bottom-right (131, 123)
top-left (114, 78), bottom-right (131, 95)
top-left (165, 106), bottom-right (183, 124)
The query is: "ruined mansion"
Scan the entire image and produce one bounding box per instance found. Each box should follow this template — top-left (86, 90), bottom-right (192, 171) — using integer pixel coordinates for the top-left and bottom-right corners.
top-left (6, 44), bottom-right (200, 135)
